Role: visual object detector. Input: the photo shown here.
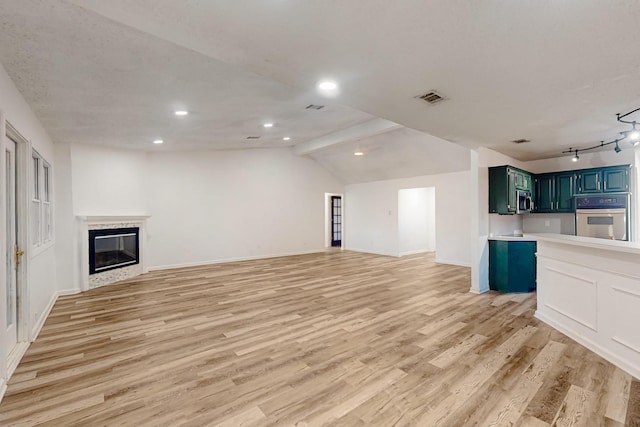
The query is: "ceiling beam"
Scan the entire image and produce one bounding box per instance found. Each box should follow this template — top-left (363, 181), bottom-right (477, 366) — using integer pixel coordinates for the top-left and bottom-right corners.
top-left (293, 118), bottom-right (401, 156)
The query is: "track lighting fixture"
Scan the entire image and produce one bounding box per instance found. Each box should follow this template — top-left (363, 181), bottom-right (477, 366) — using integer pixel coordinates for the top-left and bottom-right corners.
top-left (563, 106), bottom-right (640, 159)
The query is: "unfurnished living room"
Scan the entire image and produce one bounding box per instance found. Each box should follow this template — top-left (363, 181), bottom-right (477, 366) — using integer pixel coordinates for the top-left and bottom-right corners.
top-left (1, 1), bottom-right (640, 426)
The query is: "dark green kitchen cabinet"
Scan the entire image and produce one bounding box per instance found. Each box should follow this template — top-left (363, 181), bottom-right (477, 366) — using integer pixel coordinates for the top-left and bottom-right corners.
top-left (555, 172), bottom-right (575, 212)
top-left (576, 169), bottom-right (602, 193)
top-left (489, 240), bottom-right (537, 293)
top-left (515, 171), bottom-right (532, 192)
top-left (489, 166), bottom-right (533, 214)
top-left (575, 165), bottom-right (629, 194)
top-left (602, 167), bottom-right (629, 192)
top-left (533, 172), bottom-right (576, 213)
top-left (534, 174), bottom-right (555, 212)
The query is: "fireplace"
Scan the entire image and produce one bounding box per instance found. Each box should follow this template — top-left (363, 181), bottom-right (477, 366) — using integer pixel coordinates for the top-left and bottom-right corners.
top-left (89, 227), bottom-right (140, 274)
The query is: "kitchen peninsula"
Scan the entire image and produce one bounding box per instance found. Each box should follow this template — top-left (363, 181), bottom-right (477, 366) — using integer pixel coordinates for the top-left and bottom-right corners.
top-left (533, 233), bottom-right (640, 379)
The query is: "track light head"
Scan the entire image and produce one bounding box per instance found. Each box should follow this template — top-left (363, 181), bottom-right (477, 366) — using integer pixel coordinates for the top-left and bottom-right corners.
top-left (615, 141), bottom-right (622, 153)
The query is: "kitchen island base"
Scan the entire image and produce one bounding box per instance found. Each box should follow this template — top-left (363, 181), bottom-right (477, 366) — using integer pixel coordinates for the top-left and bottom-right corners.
top-left (534, 234), bottom-right (640, 379)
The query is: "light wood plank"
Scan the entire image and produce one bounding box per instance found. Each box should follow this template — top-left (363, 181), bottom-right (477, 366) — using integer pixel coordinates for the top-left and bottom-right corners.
top-left (0, 251), bottom-right (636, 426)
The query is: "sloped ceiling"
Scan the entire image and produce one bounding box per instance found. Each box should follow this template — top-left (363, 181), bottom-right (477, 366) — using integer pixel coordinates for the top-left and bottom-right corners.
top-left (1, 1), bottom-right (639, 184)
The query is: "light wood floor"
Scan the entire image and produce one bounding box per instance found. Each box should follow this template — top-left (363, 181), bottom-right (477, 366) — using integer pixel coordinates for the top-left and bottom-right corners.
top-left (1, 251), bottom-right (639, 426)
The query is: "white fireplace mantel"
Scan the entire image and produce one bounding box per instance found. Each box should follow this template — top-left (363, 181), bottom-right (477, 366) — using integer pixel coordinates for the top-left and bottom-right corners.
top-left (77, 214), bottom-right (151, 223)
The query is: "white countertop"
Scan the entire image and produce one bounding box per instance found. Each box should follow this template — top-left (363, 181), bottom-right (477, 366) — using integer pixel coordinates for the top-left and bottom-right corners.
top-left (530, 233), bottom-right (640, 255)
top-left (488, 235), bottom-right (537, 242)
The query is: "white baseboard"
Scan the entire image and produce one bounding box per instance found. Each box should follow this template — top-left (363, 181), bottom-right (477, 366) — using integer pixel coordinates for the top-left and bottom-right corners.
top-left (30, 288), bottom-right (80, 343)
top-left (345, 247), bottom-right (399, 257)
top-left (435, 258), bottom-right (471, 268)
top-left (535, 310), bottom-right (640, 380)
top-left (30, 291), bottom-right (58, 341)
top-left (469, 287), bottom-right (490, 294)
top-left (148, 249), bottom-right (326, 272)
top-left (7, 342), bottom-right (29, 380)
top-left (0, 378), bottom-right (6, 405)
top-left (398, 249), bottom-right (434, 256)
top-left (57, 288), bottom-right (81, 296)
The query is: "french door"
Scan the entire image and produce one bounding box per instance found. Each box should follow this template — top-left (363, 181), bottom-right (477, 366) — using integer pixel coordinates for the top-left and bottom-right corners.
top-left (331, 196), bottom-right (342, 247)
top-left (5, 138), bottom-right (18, 358)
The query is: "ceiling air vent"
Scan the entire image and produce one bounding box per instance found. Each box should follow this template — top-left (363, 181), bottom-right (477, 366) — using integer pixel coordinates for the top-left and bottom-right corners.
top-left (416, 90), bottom-right (447, 105)
top-left (511, 139), bottom-right (530, 144)
top-left (246, 136), bottom-right (260, 140)
top-left (305, 104), bottom-right (325, 110)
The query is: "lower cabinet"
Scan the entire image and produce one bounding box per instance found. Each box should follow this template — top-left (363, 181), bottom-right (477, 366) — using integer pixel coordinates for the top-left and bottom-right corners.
top-left (489, 240), bottom-right (537, 293)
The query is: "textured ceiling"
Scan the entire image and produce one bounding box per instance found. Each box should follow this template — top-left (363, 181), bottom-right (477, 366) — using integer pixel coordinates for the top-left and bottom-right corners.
top-left (62, 0), bottom-right (640, 160)
top-left (309, 127), bottom-right (470, 183)
top-left (1, 0), bottom-right (638, 187)
top-left (0, 1), bottom-right (374, 151)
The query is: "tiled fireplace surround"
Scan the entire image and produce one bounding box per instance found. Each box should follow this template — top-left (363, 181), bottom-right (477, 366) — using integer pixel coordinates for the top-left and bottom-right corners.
top-left (78, 215), bottom-right (150, 291)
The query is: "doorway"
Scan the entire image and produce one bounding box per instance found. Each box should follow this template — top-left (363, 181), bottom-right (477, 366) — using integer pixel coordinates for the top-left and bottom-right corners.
top-left (330, 196), bottom-right (342, 247)
top-left (324, 193), bottom-right (344, 249)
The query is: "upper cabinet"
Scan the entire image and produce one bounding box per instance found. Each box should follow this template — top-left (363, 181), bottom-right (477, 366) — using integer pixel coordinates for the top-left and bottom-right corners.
top-left (534, 174), bottom-right (555, 213)
top-left (534, 172), bottom-right (575, 213)
top-left (488, 166), bottom-right (533, 214)
top-left (602, 167), bottom-right (629, 192)
top-left (575, 165), bottom-right (630, 194)
top-left (490, 164), bottom-right (630, 215)
top-left (555, 172), bottom-right (576, 212)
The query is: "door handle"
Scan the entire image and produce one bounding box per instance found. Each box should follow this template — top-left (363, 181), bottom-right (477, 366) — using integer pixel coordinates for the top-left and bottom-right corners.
top-left (15, 246), bottom-right (24, 266)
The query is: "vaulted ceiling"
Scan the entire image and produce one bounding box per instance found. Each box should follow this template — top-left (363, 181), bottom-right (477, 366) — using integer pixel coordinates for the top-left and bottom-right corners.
top-left (1, 1), bottom-right (639, 183)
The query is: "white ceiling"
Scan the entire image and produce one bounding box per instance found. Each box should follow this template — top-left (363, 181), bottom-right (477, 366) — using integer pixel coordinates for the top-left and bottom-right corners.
top-left (1, 1), bottom-right (639, 183)
top-left (0, 1), bottom-right (374, 151)
top-left (309, 127), bottom-right (471, 183)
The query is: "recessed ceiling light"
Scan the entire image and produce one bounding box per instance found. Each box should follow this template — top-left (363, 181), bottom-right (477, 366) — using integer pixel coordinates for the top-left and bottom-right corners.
top-left (354, 151), bottom-right (364, 156)
top-left (283, 137), bottom-right (291, 141)
top-left (175, 110), bottom-right (188, 116)
top-left (318, 80), bottom-right (338, 91)
top-left (263, 123), bottom-right (274, 128)
top-left (153, 139), bottom-right (164, 144)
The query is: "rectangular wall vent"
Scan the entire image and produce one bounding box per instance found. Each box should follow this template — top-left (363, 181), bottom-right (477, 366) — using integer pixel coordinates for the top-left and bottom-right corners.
top-left (511, 139), bottom-right (530, 144)
top-left (246, 136), bottom-right (260, 140)
top-left (305, 104), bottom-right (325, 110)
top-left (416, 90), bottom-right (447, 104)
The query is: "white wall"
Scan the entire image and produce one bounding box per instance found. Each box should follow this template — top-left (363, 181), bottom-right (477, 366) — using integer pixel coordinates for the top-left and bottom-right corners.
top-left (53, 143), bottom-right (151, 292)
top-left (398, 187), bottom-right (435, 255)
top-left (345, 171), bottom-right (470, 266)
top-left (524, 149), bottom-right (635, 174)
top-left (145, 148), bottom-right (343, 269)
top-left (71, 143), bottom-right (149, 216)
top-left (56, 144), bottom-right (343, 274)
top-left (0, 61), bottom-right (58, 393)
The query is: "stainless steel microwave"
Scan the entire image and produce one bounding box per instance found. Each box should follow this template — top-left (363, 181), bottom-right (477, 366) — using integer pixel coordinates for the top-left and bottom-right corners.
top-left (516, 190), bottom-right (532, 214)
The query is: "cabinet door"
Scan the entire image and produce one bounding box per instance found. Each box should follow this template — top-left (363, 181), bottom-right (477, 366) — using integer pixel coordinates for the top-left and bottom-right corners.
top-left (513, 171), bottom-right (532, 192)
top-left (603, 168), bottom-right (628, 192)
top-left (577, 170), bottom-right (601, 193)
top-left (535, 175), bottom-right (555, 212)
top-left (555, 173), bottom-right (575, 212)
top-left (507, 171), bottom-right (517, 213)
top-left (523, 173), bottom-right (532, 192)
